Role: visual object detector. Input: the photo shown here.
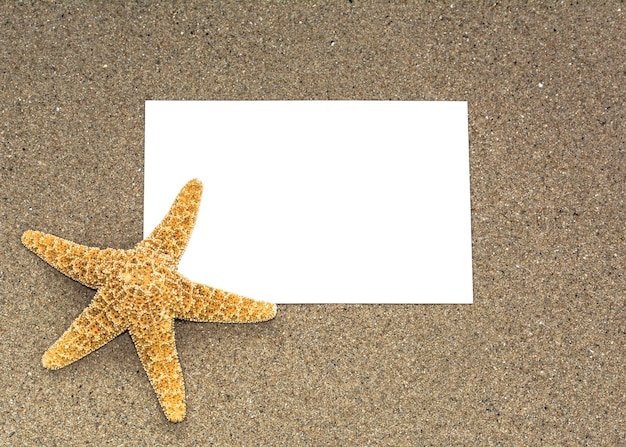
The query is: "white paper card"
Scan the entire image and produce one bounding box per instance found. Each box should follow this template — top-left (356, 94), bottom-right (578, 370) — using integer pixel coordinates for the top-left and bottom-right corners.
top-left (145, 101), bottom-right (472, 304)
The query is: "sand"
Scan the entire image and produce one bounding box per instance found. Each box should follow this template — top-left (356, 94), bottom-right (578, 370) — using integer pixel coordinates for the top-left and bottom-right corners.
top-left (1, 2), bottom-right (624, 445)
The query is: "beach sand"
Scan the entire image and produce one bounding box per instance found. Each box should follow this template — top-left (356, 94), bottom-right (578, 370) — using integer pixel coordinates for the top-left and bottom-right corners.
top-left (1, 2), bottom-right (624, 445)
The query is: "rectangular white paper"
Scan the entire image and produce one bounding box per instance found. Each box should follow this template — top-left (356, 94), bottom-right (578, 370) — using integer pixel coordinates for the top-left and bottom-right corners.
top-left (145, 101), bottom-right (472, 304)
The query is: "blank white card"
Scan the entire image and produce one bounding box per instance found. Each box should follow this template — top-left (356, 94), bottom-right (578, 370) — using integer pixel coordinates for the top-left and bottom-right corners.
top-left (144, 101), bottom-right (472, 304)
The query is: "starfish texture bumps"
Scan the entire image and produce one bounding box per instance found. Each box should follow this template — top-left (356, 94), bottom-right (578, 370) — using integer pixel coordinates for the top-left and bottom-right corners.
top-left (22, 179), bottom-right (276, 422)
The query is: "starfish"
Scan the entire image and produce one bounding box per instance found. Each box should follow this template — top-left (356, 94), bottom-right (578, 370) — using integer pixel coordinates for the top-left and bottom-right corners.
top-left (22, 179), bottom-right (276, 422)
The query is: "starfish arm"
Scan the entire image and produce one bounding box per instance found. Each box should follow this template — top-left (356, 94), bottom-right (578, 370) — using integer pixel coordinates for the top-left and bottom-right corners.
top-left (129, 319), bottom-right (186, 423)
top-left (22, 230), bottom-right (113, 288)
top-left (42, 288), bottom-right (128, 369)
top-left (137, 179), bottom-right (203, 263)
top-left (175, 277), bottom-right (277, 323)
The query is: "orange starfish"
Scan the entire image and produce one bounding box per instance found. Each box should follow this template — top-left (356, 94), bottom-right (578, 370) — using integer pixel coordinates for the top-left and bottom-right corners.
top-left (22, 179), bottom-right (276, 422)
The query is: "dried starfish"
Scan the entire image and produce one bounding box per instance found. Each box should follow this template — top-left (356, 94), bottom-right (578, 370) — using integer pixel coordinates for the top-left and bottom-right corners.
top-left (22, 179), bottom-right (276, 422)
